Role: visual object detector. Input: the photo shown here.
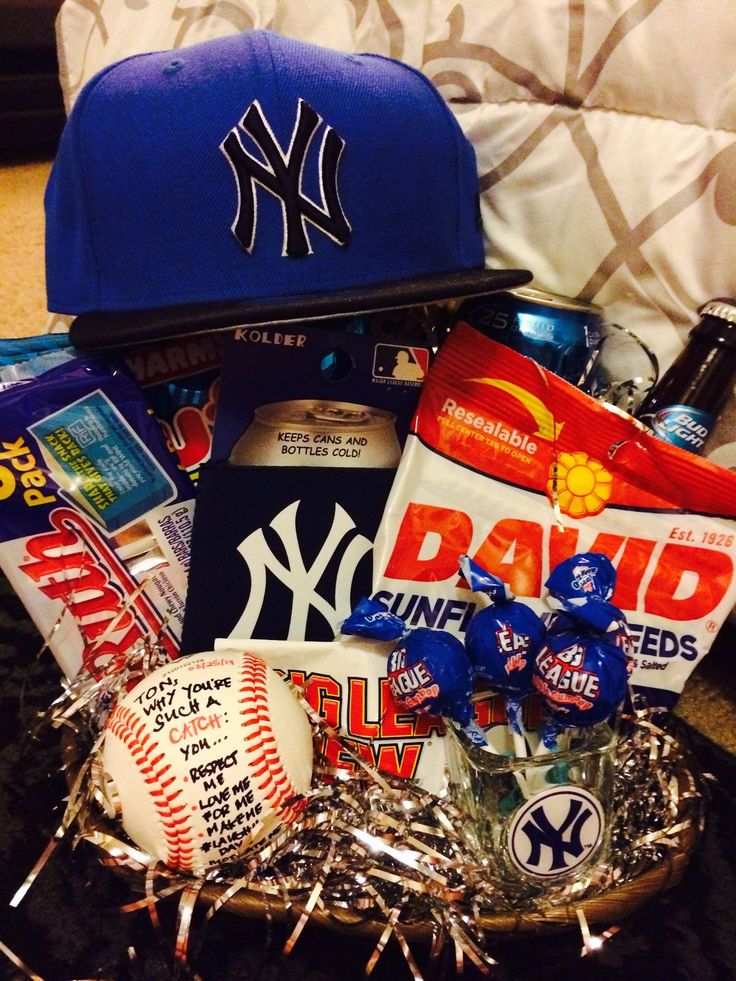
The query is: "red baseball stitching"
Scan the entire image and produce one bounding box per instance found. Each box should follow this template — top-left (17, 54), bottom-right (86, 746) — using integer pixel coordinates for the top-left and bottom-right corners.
top-left (239, 654), bottom-right (306, 827)
top-left (106, 703), bottom-right (195, 871)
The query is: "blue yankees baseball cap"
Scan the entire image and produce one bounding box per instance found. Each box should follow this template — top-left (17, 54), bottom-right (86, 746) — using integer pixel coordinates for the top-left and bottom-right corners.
top-left (46, 30), bottom-right (531, 350)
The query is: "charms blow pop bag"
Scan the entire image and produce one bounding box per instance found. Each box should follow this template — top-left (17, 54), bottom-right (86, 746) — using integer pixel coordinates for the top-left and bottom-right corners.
top-left (373, 321), bottom-right (736, 719)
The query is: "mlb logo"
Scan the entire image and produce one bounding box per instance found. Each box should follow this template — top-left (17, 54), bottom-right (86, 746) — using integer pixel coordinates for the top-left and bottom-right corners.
top-left (372, 344), bottom-right (429, 383)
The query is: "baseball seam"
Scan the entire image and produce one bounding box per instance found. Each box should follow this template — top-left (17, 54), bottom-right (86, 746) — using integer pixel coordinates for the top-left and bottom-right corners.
top-left (239, 654), bottom-right (306, 827)
top-left (106, 704), bottom-right (196, 871)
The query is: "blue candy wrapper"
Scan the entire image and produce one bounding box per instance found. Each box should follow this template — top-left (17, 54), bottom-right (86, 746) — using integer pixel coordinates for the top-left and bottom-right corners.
top-left (341, 596), bottom-right (408, 641)
top-left (387, 631), bottom-right (474, 727)
top-left (0, 334), bottom-right (76, 390)
top-left (545, 553), bottom-right (626, 633)
top-left (0, 332), bottom-right (72, 362)
top-left (533, 621), bottom-right (631, 745)
top-left (342, 596), bottom-right (475, 730)
top-left (534, 552), bottom-right (632, 746)
top-left (459, 555), bottom-right (546, 733)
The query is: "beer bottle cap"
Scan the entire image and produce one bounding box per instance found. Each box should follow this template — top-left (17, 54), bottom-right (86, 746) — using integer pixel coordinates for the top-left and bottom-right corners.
top-left (698, 298), bottom-right (736, 323)
top-left (694, 298), bottom-right (736, 350)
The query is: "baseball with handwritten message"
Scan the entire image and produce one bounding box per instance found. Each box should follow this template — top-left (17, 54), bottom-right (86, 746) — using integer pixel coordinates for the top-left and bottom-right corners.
top-left (100, 650), bottom-right (313, 872)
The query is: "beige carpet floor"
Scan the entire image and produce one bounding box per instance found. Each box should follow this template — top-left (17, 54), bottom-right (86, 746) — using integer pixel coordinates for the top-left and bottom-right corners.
top-left (0, 159), bottom-right (54, 338)
top-left (1, 156), bottom-right (735, 752)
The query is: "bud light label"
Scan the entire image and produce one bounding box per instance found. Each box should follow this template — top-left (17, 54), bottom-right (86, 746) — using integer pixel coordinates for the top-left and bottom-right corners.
top-left (507, 786), bottom-right (605, 878)
top-left (647, 404), bottom-right (713, 453)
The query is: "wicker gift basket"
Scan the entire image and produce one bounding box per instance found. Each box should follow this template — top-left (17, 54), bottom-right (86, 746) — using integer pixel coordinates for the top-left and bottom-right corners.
top-left (59, 704), bottom-right (701, 949)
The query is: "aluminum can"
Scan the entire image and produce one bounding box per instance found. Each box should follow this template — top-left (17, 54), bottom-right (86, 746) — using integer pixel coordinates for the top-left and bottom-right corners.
top-left (457, 287), bottom-right (603, 386)
top-left (228, 399), bottom-right (401, 468)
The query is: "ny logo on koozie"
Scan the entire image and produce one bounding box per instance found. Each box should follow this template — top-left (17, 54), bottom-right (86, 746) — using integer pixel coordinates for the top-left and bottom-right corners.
top-left (221, 99), bottom-right (351, 258)
top-left (229, 499), bottom-right (372, 641)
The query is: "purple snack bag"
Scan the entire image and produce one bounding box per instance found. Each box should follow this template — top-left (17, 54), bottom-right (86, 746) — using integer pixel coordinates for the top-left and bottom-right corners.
top-left (0, 357), bottom-right (195, 679)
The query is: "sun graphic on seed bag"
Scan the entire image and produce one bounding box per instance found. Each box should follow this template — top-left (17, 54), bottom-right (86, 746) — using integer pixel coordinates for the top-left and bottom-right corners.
top-left (547, 451), bottom-right (613, 518)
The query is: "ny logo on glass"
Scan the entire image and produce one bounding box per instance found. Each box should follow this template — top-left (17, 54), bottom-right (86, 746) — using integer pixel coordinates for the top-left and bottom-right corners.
top-left (230, 500), bottom-right (372, 640)
top-left (508, 786), bottom-right (605, 878)
top-left (221, 99), bottom-right (351, 258)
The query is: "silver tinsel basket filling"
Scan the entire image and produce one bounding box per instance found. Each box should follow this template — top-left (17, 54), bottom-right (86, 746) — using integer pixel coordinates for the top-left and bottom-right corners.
top-left (14, 641), bottom-right (703, 976)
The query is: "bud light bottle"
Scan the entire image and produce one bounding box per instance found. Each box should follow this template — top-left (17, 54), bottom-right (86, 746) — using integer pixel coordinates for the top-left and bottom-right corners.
top-left (636, 299), bottom-right (736, 455)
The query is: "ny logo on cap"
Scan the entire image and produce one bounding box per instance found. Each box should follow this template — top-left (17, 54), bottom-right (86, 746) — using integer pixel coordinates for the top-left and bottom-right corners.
top-left (221, 99), bottom-right (351, 258)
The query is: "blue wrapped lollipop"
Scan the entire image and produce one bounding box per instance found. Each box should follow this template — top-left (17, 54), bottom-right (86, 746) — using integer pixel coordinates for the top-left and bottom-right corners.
top-left (459, 555), bottom-right (546, 754)
top-left (534, 553), bottom-right (631, 749)
top-left (545, 553), bottom-right (627, 634)
top-left (341, 596), bottom-right (480, 740)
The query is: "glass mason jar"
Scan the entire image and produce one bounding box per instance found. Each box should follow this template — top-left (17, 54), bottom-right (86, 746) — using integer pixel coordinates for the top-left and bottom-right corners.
top-left (445, 720), bottom-right (618, 901)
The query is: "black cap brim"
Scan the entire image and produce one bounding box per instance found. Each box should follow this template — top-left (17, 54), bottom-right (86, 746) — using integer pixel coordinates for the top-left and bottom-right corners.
top-left (68, 268), bottom-right (533, 350)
